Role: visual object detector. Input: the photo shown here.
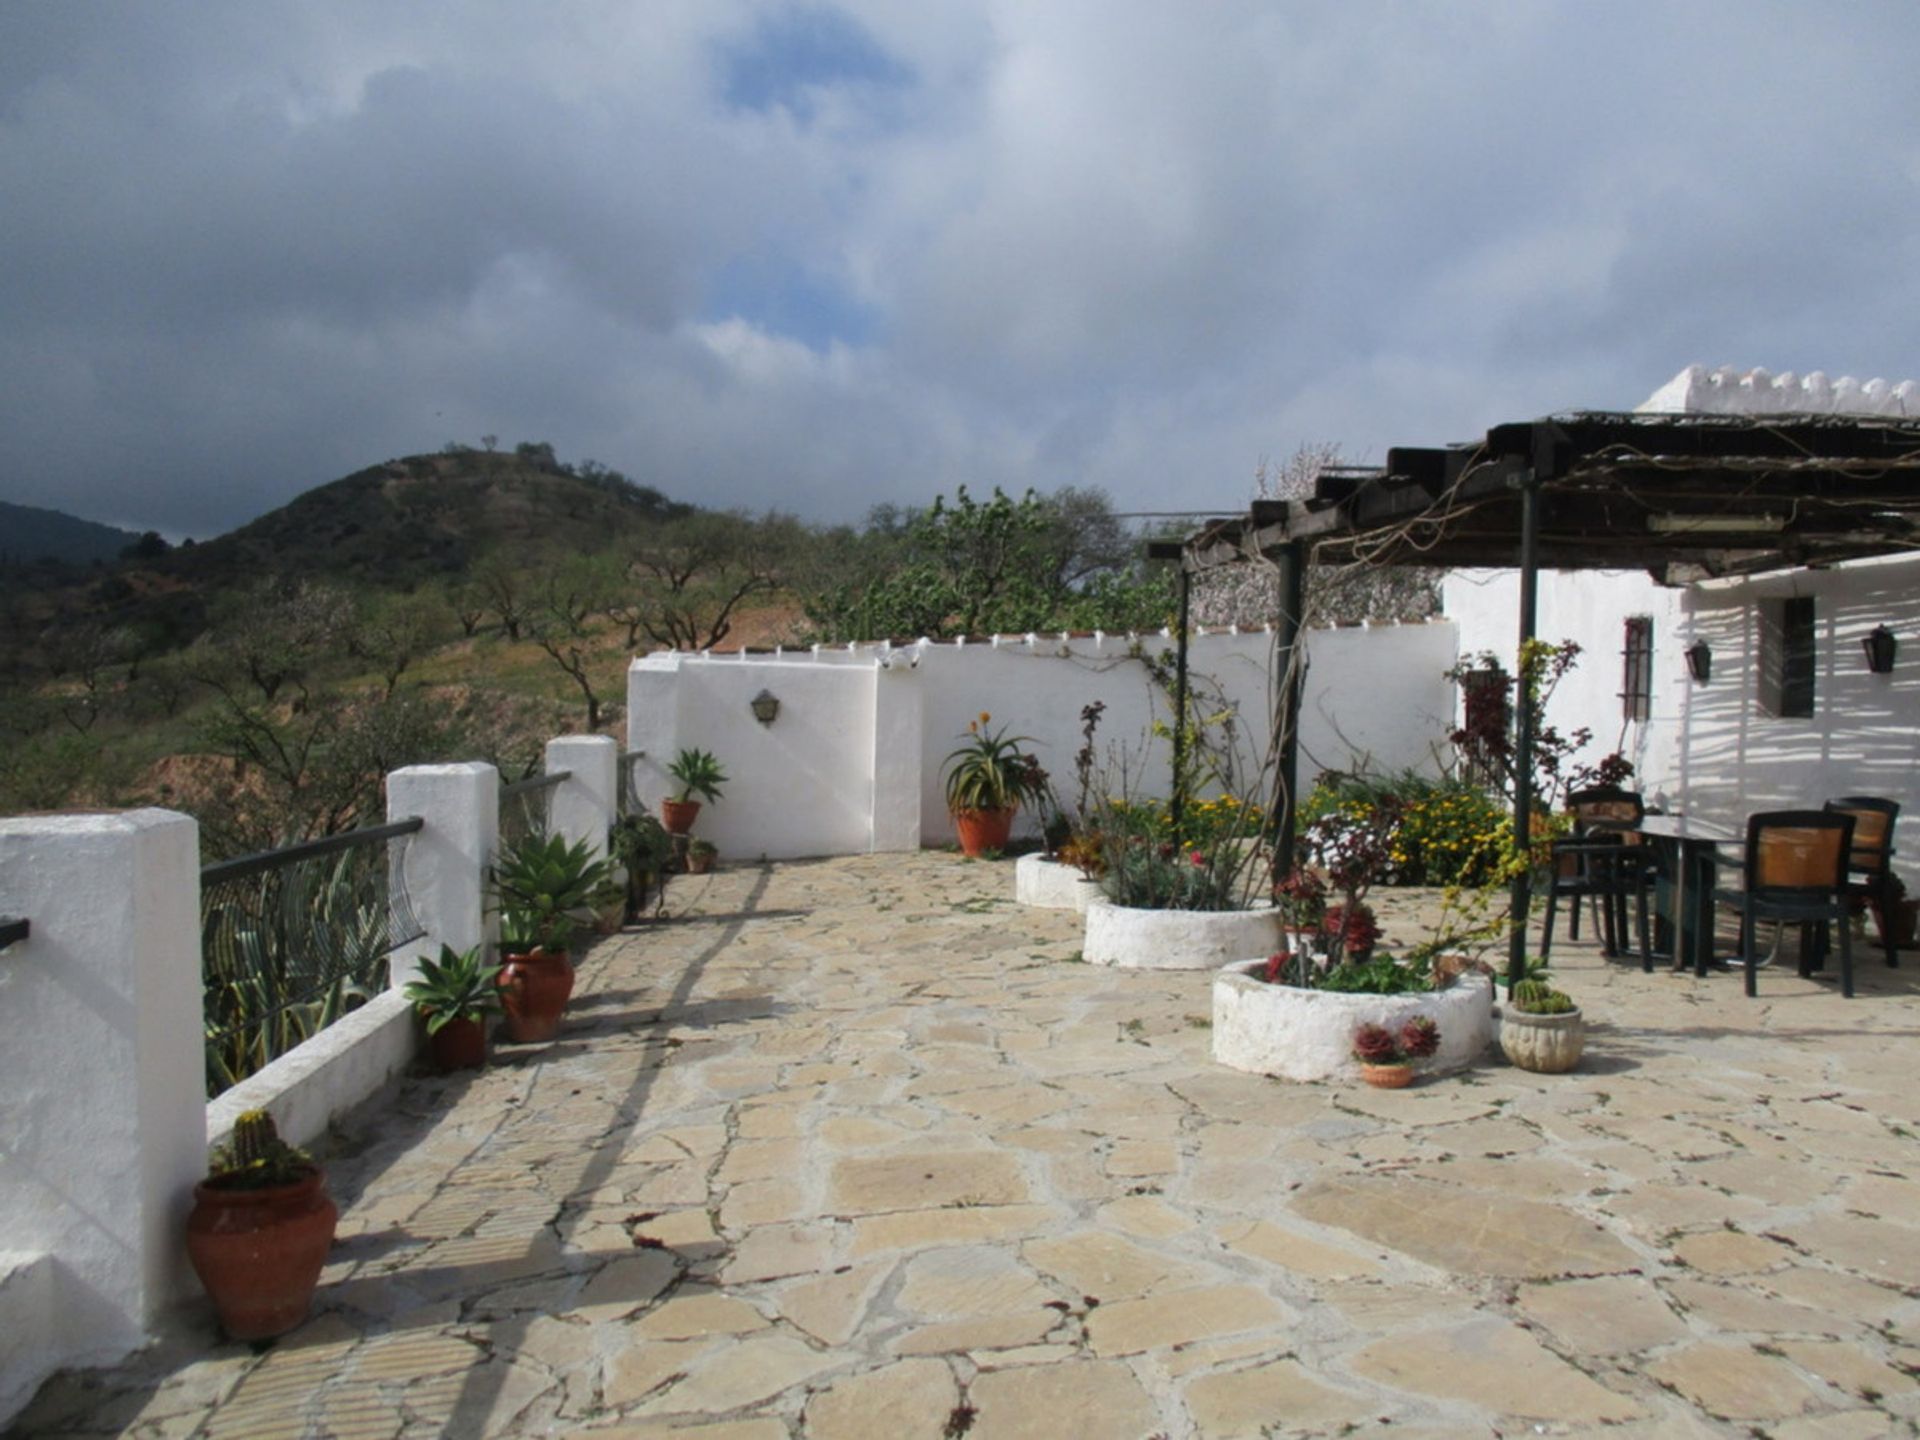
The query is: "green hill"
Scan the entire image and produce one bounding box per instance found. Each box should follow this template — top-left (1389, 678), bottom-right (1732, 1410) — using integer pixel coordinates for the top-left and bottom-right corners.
top-left (150, 446), bottom-right (693, 591)
top-left (0, 499), bottom-right (144, 567)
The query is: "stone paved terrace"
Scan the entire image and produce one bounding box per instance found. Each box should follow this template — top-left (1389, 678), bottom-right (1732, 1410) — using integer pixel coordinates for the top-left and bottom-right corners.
top-left (17, 852), bottom-right (1920, 1439)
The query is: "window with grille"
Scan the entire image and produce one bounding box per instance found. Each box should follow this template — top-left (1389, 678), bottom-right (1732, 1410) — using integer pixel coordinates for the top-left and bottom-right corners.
top-left (1759, 596), bottom-right (1816, 718)
top-left (1621, 616), bottom-right (1653, 721)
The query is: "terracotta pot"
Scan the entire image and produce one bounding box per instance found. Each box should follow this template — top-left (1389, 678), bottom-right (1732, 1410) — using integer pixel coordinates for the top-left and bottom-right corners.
top-left (952, 806), bottom-right (1016, 858)
top-left (498, 948), bottom-right (573, 1043)
top-left (426, 1015), bottom-right (489, 1072)
top-left (1499, 1006), bottom-right (1585, 1073)
top-left (687, 850), bottom-right (715, 875)
top-left (1358, 1062), bottom-right (1415, 1089)
top-left (661, 798), bottom-right (702, 836)
top-left (186, 1169), bottom-right (338, 1340)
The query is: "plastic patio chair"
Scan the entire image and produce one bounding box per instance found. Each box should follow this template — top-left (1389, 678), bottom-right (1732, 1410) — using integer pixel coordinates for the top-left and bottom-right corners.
top-left (1540, 786), bottom-right (1655, 969)
top-left (1713, 810), bottom-right (1857, 998)
top-left (1825, 796), bottom-right (1901, 970)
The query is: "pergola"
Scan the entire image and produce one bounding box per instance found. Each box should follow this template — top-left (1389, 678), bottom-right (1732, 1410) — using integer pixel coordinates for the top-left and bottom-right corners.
top-left (1170, 409), bottom-right (1920, 981)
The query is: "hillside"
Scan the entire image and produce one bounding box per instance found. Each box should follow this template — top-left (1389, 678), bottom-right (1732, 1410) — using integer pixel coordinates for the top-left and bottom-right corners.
top-left (147, 447), bottom-right (694, 591)
top-left (0, 499), bottom-right (143, 567)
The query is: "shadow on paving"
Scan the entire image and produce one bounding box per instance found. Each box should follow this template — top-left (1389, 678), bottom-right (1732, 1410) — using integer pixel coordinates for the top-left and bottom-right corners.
top-left (18, 866), bottom-right (791, 1436)
top-left (432, 863), bottom-right (778, 1435)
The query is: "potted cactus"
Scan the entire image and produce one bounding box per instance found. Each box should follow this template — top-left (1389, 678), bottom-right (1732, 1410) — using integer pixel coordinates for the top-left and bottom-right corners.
top-left (1500, 975), bottom-right (1585, 1073)
top-left (662, 747), bottom-right (728, 836)
top-left (185, 1110), bottom-right (338, 1340)
top-left (686, 838), bottom-right (718, 874)
top-left (491, 832), bottom-right (614, 1042)
top-left (403, 944), bottom-right (502, 1071)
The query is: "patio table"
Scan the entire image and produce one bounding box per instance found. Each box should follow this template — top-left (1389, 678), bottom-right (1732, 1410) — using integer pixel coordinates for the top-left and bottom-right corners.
top-left (1635, 814), bottom-right (1739, 975)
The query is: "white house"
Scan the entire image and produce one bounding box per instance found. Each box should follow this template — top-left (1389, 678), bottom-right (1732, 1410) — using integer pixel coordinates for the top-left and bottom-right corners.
top-left (1445, 366), bottom-right (1920, 882)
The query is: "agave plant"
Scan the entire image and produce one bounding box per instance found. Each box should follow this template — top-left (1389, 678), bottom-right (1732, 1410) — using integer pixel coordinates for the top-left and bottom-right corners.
top-left (403, 944), bottom-right (503, 1033)
top-left (491, 831), bottom-right (616, 953)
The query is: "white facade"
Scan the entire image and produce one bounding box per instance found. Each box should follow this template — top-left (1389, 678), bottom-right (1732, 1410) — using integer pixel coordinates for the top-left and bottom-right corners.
top-left (626, 624), bottom-right (1459, 859)
top-left (1444, 557), bottom-right (1920, 884)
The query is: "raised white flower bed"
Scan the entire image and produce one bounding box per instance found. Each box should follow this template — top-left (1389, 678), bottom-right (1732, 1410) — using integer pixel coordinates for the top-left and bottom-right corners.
top-left (1212, 961), bottom-right (1494, 1082)
top-left (1014, 853), bottom-right (1101, 913)
top-left (1082, 898), bottom-right (1281, 970)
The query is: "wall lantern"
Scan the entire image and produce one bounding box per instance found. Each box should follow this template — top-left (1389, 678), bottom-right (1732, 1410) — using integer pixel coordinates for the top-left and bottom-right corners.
top-left (1862, 626), bottom-right (1898, 675)
top-left (1684, 640), bottom-right (1712, 684)
top-left (750, 689), bottom-right (781, 726)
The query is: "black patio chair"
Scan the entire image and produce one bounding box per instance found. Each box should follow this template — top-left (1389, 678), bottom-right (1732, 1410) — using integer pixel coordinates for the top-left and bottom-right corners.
top-left (1713, 810), bottom-right (1856, 998)
top-left (1824, 796), bottom-right (1901, 970)
top-left (1539, 786), bottom-right (1656, 969)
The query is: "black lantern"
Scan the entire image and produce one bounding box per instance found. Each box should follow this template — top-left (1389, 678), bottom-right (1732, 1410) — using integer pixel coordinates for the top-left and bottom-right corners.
top-left (1685, 640), bottom-right (1712, 684)
top-left (750, 688), bottom-right (781, 725)
top-left (1862, 626), bottom-right (1898, 674)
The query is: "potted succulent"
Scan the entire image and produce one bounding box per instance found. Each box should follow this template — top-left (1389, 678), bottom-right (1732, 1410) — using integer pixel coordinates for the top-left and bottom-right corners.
top-left (1500, 975), bottom-right (1584, 1073)
top-left (1351, 1016), bottom-right (1441, 1088)
top-left (491, 832), bottom-right (615, 1043)
top-left (185, 1109), bottom-right (338, 1340)
top-left (942, 713), bottom-right (1048, 858)
top-left (662, 747), bottom-right (728, 836)
top-left (687, 837), bottom-right (718, 874)
top-left (403, 944), bottom-right (502, 1071)
top-left (610, 811), bottom-right (674, 920)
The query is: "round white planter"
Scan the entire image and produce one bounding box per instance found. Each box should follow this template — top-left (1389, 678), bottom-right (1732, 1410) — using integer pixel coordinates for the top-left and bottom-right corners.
top-left (1014, 853), bottom-right (1102, 913)
top-left (1082, 899), bottom-right (1281, 971)
top-left (1211, 962), bottom-right (1494, 1082)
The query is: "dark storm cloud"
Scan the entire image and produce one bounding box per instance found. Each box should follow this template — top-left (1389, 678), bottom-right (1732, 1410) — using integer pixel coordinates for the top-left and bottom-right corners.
top-left (1, 2), bottom-right (1916, 537)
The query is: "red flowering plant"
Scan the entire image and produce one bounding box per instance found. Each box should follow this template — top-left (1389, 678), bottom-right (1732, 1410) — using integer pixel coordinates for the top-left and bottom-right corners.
top-left (1301, 794), bottom-right (1400, 964)
top-left (1351, 1016), bottom-right (1441, 1068)
top-left (1321, 902), bottom-right (1381, 960)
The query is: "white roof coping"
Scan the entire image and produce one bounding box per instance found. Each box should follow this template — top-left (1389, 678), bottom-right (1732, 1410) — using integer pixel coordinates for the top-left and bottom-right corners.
top-left (1638, 364), bottom-right (1920, 418)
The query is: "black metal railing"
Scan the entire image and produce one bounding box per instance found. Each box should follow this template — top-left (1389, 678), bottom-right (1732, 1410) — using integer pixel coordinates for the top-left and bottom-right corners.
top-left (0, 915), bottom-right (27, 950)
top-left (200, 818), bottom-right (425, 1097)
top-left (617, 749), bottom-right (646, 818)
top-left (499, 769), bottom-right (569, 851)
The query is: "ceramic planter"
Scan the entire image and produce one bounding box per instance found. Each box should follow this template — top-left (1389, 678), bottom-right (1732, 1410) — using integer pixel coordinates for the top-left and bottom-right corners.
top-left (425, 1015), bottom-right (489, 1072)
top-left (1358, 1062), bottom-right (1414, 1089)
top-left (498, 948), bottom-right (573, 1043)
top-left (1212, 962), bottom-right (1495, 1082)
top-left (952, 806), bottom-right (1016, 858)
top-left (1083, 899), bottom-right (1280, 970)
top-left (661, 798), bottom-right (702, 836)
top-left (186, 1169), bottom-right (338, 1340)
top-left (1499, 1006), bottom-right (1586, 1073)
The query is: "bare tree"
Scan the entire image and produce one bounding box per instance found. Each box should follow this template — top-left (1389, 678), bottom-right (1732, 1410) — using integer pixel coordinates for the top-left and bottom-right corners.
top-left (1193, 445), bottom-right (1441, 629)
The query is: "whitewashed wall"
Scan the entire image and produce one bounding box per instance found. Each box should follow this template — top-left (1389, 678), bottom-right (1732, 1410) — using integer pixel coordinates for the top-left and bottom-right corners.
top-left (1445, 557), bottom-right (1920, 883)
top-left (627, 623), bottom-right (1458, 859)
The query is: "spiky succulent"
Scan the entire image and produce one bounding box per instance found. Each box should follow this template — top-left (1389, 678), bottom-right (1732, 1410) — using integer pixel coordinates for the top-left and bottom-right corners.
top-left (207, 1109), bottom-right (314, 1190)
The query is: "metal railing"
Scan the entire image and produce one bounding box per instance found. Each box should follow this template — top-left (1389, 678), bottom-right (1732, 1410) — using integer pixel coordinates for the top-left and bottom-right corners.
top-left (617, 749), bottom-right (646, 818)
top-left (200, 818), bottom-right (425, 1097)
top-left (0, 915), bottom-right (27, 950)
top-left (499, 769), bottom-right (570, 851)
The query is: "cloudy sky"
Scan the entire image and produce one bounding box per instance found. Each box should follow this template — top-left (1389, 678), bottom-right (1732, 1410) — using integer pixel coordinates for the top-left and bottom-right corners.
top-left (3, 3), bottom-right (1918, 539)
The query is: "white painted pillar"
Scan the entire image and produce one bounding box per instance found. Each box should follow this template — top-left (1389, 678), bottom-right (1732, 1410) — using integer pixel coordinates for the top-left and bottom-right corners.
top-left (870, 660), bottom-right (924, 852)
top-left (627, 654), bottom-right (683, 817)
top-left (546, 734), bottom-right (617, 864)
top-left (387, 762), bottom-right (499, 986)
top-left (0, 810), bottom-right (204, 1426)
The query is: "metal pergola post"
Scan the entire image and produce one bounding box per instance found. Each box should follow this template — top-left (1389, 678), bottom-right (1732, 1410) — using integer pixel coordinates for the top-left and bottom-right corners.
top-left (1272, 541), bottom-right (1307, 876)
top-left (1170, 563), bottom-right (1191, 838)
top-left (1508, 466), bottom-right (1542, 989)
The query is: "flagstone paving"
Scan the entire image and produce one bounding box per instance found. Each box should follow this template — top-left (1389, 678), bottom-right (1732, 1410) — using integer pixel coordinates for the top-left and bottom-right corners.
top-left (17, 852), bottom-right (1920, 1438)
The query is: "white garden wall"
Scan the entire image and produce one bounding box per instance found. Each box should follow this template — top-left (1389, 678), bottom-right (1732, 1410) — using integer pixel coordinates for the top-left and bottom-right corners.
top-left (1445, 556), bottom-right (1920, 884)
top-left (627, 623), bottom-right (1458, 859)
